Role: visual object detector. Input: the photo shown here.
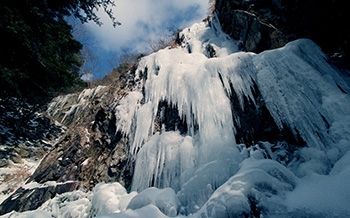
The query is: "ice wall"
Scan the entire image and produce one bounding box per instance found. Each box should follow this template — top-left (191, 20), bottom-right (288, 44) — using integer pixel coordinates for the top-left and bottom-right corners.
top-left (253, 40), bottom-right (350, 148)
top-left (113, 15), bottom-right (350, 193)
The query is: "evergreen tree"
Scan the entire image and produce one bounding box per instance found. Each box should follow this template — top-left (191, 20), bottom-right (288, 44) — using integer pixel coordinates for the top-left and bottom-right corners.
top-left (0, 0), bottom-right (117, 103)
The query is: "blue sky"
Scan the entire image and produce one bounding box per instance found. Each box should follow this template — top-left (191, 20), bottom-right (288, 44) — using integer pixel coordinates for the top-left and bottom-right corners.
top-left (77, 0), bottom-right (210, 80)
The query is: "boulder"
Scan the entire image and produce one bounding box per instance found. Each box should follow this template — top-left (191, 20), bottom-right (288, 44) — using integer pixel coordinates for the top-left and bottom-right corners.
top-left (0, 159), bottom-right (8, 168)
top-left (10, 152), bottom-right (22, 164)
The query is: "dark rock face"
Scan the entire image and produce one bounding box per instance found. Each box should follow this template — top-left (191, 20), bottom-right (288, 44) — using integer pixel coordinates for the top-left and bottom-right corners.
top-left (216, 8), bottom-right (287, 52)
top-left (0, 98), bottom-right (64, 144)
top-left (154, 101), bottom-right (189, 135)
top-left (0, 182), bottom-right (79, 215)
top-left (0, 98), bottom-right (65, 163)
top-left (215, 0), bottom-right (349, 66)
top-left (29, 75), bottom-right (136, 190)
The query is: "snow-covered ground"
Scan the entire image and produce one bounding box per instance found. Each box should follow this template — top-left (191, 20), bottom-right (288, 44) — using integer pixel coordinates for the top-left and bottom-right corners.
top-left (2, 14), bottom-right (350, 217)
top-left (0, 158), bottom-right (40, 204)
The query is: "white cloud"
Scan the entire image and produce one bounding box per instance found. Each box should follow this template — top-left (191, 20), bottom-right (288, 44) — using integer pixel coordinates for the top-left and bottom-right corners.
top-left (85, 0), bottom-right (209, 53)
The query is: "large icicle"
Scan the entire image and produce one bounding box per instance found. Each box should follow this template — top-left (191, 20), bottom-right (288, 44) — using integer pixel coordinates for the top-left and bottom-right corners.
top-left (131, 132), bottom-right (196, 192)
top-left (130, 18), bottom-right (240, 159)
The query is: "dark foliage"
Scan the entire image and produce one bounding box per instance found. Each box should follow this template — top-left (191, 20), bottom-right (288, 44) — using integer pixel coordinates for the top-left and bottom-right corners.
top-left (0, 0), bottom-right (117, 103)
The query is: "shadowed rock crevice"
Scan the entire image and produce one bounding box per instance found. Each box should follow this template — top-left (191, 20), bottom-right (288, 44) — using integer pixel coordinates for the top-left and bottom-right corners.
top-left (154, 101), bottom-right (189, 135)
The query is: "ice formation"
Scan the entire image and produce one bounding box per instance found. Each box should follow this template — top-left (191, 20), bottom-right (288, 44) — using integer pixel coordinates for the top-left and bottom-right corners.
top-left (122, 15), bottom-right (350, 193)
top-left (3, 14), bottom-right (350, 218)
top-left (118, 15), bottom-right (350, 217)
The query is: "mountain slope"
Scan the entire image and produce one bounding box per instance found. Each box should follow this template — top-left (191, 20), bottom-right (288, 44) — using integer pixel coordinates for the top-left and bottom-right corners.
top-left (1, 8), bottom-right (350, 218)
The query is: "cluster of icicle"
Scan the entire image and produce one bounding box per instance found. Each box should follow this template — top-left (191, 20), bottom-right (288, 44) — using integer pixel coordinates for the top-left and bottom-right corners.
top-left (113, 14), bottom-right (350, 195)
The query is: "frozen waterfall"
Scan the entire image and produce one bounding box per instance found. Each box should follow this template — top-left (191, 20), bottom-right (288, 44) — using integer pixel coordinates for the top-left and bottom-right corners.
top-left (113, 15), bottom-right (350, 195)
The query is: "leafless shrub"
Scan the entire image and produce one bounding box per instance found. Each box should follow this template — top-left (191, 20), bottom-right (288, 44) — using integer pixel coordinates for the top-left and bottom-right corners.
top-left (208, 0), bottom-right (216, 15)
top-left (149, 36), bottom-right (173, 52)
top-left (1, 166), bottom-right (31, 195)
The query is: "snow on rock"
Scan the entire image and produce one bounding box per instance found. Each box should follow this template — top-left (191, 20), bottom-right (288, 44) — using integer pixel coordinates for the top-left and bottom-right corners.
top-left (1, 210), bottom-right (53, 218)
top-left (47, 85), bottom-right (107, 125)
top-left (90, 182), bottom-right (137, 217)
top-left (0, 98), bottom-right (66, 205)
top-left (96, 205), bottom-right (169, 218)
top-left (177, 156), bottom-right (240, 215)
top-left (127, 187), bottom-right (180, 217)
top-left (285, 167), bottom-right (350, 217)
top-left (2, 190), bottom-right (92, 218)
top-left (198, 158), bottom-right (298, 217)
top-left (177, 13), bottom-right (239, 58)
top-left (330, 150), bottom-right (350, 176)
top-left (0, 182), bottom-right (136, 218)
top-left (42, 190), bottom-right (92, 218)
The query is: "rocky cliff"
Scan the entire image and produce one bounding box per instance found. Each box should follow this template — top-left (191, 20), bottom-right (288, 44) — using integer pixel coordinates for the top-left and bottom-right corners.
top-left (0, 69), bottom-right (138, 214)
